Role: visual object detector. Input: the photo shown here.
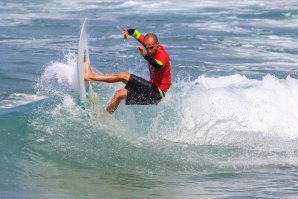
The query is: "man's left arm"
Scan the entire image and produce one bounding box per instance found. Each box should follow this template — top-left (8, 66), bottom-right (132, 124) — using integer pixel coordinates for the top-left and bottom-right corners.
top-left (144, 54), bottom-right (164, 69)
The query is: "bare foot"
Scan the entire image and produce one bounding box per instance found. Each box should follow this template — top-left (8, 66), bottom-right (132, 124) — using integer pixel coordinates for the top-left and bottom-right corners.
top-left (84, 61), bottom-right (92, 80)
top-left (106, 106), bottom-right (115, 114)
top-left (106, 100), bottom-right (118, 114)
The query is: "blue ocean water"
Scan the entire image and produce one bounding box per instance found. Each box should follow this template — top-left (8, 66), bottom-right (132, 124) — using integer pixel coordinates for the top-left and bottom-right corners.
top-left (1, 0), bottom-right (298, 198)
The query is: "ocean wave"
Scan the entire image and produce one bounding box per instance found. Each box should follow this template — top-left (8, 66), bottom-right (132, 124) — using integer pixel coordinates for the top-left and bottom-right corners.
top-left (148, 74), bottom-right (298, 146)
top-left (34, 50), bottom-right (298, 148)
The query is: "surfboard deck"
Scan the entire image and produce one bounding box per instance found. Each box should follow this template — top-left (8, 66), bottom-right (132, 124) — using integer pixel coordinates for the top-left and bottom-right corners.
top-left (77, 18), bottom-right (91, 109)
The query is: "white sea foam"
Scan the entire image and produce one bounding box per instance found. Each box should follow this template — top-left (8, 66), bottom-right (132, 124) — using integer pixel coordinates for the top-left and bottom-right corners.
top-left (149, 74), bottom-right (298, 146)
top-left (0, 93), bottom-right (46, 109)
top-left (36, 51), bottom-right (77, 95)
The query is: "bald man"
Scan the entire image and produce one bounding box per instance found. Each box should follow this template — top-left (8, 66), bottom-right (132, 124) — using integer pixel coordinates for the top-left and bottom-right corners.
top-left (85, 29), bottom-right (172, 113)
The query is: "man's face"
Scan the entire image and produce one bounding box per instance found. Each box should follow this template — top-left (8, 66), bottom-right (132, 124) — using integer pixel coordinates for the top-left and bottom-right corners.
top-left (144, 38), bottom-right (159, 57)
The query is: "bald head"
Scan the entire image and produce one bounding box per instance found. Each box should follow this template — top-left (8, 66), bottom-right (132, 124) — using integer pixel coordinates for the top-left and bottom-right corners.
top-left (144, 32), bottom-right (159, 44)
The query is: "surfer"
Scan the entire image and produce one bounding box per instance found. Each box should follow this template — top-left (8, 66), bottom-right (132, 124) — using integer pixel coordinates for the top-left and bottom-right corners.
top-left (85, 29), bottom-right (172, 113)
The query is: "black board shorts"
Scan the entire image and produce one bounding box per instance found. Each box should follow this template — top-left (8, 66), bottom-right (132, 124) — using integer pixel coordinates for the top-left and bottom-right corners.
top-left (125, 74), bottom-right (164, 105)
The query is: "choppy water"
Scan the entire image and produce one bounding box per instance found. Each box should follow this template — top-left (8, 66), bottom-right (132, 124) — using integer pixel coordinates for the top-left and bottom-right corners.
top-left (1, 0), bottom-right (298, 198)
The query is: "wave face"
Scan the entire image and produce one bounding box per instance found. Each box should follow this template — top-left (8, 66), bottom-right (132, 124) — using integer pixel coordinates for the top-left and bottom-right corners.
top-left (1, 0), bottom-right (298, 198)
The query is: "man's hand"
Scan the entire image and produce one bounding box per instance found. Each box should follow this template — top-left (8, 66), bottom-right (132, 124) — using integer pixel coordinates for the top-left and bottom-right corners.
top-left (137, 46), bottom-right (146, 57)
top-left (122, 29), bottom-right (129, 40)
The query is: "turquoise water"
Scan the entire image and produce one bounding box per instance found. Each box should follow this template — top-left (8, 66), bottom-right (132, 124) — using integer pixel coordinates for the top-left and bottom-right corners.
top-left (1, 0), bottom-right (298, 198)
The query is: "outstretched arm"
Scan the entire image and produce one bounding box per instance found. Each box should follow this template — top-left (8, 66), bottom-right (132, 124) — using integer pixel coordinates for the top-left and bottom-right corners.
top-left (122, 29), bottom-right (145, 45)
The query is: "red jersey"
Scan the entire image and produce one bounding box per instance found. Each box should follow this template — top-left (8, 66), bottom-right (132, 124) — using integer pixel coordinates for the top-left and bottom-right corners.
top-left (147, 45), bottom-right (171, 92)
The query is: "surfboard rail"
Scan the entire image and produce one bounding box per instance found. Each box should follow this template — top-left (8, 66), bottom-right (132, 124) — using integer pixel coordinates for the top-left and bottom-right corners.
top-left (77, 18), bottom-right (91, 109)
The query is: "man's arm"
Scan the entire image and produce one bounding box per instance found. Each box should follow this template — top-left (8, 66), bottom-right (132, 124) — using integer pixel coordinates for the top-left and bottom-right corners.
top-left (144, 54), bottom-right (163, 69)
top-left (123, 29), bottom-right (145, 45)
top-left (137, 46), bottom-right (164, 69)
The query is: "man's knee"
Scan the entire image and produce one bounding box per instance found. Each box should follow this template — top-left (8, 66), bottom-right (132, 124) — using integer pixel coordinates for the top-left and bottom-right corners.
top-left (118, 71), bottom-right (130, 83)
top-left (115, 88), bottom-right (127, 99)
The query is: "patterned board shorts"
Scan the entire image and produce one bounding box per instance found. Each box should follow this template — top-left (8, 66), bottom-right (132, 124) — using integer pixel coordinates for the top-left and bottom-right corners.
top-left (125, 74), bottom-right (164, 105)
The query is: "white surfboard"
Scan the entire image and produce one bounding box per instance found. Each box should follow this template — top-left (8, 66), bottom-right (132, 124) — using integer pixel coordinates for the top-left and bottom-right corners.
top-left (77, 18), bottom-right (91, 109)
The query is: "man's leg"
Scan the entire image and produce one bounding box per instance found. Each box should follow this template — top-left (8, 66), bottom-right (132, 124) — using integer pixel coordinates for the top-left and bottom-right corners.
top-left (106, 88), bottom-right (128, 113)
top-left (85, 62), bottom-right (130, 84)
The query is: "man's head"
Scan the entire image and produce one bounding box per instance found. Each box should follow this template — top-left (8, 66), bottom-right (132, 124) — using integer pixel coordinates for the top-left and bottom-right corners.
top-left (144, 33), bottom-right (159, 57)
